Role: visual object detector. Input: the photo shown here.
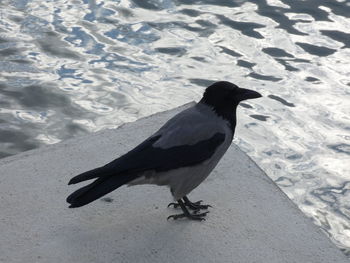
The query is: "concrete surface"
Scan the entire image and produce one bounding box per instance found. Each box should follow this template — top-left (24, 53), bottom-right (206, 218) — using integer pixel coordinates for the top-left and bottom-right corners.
top-left (0, 103), bottom-right (348, 263)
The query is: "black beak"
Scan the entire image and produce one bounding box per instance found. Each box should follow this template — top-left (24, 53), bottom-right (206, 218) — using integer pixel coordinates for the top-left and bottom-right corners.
top-left (238, 88), bottom-right (262, 101)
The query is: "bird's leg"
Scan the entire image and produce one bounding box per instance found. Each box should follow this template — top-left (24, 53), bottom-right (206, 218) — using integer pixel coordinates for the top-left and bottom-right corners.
top-left (167, 196), bottom-right (212, 211)
top-left (183, 196), bottom-right (212, 211)
top-left (167, 199), bottom-right (209, 221)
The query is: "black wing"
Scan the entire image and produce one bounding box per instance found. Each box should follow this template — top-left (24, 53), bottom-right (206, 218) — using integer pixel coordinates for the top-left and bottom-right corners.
top-left (68, 132), bottom-right (225, 185)
top-left (67, 132), bottom-right (225, 207)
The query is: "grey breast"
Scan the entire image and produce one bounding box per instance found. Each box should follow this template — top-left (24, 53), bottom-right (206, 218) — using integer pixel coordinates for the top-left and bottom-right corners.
top-left (146, 103), bottom-right (233, 199)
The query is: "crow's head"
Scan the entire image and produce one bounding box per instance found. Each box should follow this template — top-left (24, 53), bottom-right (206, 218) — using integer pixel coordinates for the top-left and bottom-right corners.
top-left (201, 81), bottom-right (262, 110)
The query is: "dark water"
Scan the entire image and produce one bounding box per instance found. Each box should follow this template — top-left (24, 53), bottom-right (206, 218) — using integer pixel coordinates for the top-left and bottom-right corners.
top-left (1, 0), bottom-right (350, 255)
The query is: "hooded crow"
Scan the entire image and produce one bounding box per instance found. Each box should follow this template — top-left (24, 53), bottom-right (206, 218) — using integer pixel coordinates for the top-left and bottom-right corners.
top-left (67, 81), bottom-right (262, 221)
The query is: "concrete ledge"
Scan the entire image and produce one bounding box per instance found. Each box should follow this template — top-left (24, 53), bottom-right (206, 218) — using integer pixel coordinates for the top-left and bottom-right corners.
top-left (0, 103), bottom-right (347, 263)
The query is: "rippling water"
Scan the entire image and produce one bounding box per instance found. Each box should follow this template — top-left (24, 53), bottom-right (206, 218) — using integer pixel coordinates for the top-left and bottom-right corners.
top-left (1, 0), bottom-right (350, 255)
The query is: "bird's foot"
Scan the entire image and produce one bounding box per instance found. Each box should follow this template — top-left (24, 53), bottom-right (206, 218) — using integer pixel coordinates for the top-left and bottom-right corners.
top-left (183, 197), bottom-right (212, 211)
top-left (167, 211), bottom-right (209, 221)
top-left (168, 196), bottom-right (212, 211)
top-left (167, 198), bottom-right (210, 221)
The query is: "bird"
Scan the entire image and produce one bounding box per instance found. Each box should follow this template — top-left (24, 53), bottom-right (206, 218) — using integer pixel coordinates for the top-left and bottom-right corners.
top-left (66, 81), bottom-right (262, 221)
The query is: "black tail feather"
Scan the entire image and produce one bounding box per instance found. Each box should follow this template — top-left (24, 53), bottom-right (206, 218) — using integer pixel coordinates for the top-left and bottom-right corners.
top-left (68, 167), bottom-right (108, 185)
top-left (67, 173), bottom-right (138, 208)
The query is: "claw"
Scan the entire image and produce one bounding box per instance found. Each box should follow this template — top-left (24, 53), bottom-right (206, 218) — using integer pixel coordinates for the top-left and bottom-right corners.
top-left (183, 196), bottom-right (212, 211)
top-left (168, 196), bottom-right (212, 211)
top-left (167, 211), bottom-right (209, 221)
top-left (167, 202), bottom-right (180, 208)
top-left (167, 199), bottom-right (209, 221)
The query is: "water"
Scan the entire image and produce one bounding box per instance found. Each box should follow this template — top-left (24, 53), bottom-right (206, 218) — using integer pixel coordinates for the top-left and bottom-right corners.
top-left (1, 0), bottom-right (350, 255)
